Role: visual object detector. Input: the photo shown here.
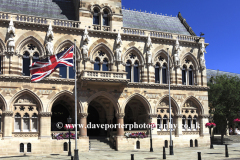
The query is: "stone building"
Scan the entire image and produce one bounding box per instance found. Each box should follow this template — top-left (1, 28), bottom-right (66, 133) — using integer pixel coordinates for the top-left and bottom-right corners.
top-left (0, 0), bottom-right (209, 156)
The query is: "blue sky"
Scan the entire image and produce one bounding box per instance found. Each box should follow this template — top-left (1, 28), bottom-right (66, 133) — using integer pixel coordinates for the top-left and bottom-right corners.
top-left (122, 0), bottom-right (240, 74)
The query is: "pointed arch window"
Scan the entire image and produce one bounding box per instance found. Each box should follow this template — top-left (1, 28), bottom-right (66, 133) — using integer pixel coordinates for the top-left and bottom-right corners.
top-left (23, 113), bottom-right (30, 132)
top-left (134, 61), bottom-right (139, 82)
top-left (126, 60), bottom-right (132, 81)
top-left (103, 10), bottom-right (109, 26)
top-left (163, 115), bottom-right (168, 131)
top-left (32, 52), bottom-right (39, 63)
top-left (189, 66), bottom-right (193, 85)
top-left (14, 113), bottom-right (21, 132)
top-left (155, 63), bottom-right (160, 83)
top-left (157, 115), bottom-right (161, 130)
top-left (93, 9), bottom-right (100, 25)
top-left (182, 115), bottom-right (186, 130)
top-left (162, 64), bottom-right (167, 84)
top-left (32, 113), bottom-right (38, 132)
top-left (187, 115), bottom-right (192, 130)
top-left (193, 115), bottom-right (197, 130)
top-left (102, 58), bottom-right (109, 71)
top-left (182, 65), bottom-right (187, 85)
top-left (94, 57), bottom-right (101, 71)
top-left (23, 51), bottom-right (30, 76)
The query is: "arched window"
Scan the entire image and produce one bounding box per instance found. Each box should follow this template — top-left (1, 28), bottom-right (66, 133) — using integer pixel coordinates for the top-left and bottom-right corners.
top-left (32, 113), bottom-right (38, 132)
top-left (193, 115), bottom-right (197, 130)
top-left (182, 115), bottom-right (186, 130)
top-left (14, 113), bottom-right (21, 132)
top-left (23, 113), bottom-right (30, 132)
top-left (162, 64), bottom-right (167, 84)
top-left (126, 60), bottom-right (132, 81)
top-left (93, 9), bottom-right (99, 25)
top-left (187, 115), bottom-right (192, 130)
top-left (32, 52), bottom-right (39, 63)
top-left (103, 10), bottom-right (109, 26)
top-left (134, 61), bottom-right (139, 82)
top-left (155, 63), bottom-right (160, 83)
top-left (157, 115), bottom-right (161, 130)
top-left (189, 66), bottom-right (193, 85)
top-left (102, 58), bottom-right (109, 71)
top-left (182, 65), bottom-right (187, 85)
top-left (23, 51), bottom-right (30, 76)
top-left (163, 115), bottom-right (168, 131)
top-left (94, 57), bottom-right (100, 71)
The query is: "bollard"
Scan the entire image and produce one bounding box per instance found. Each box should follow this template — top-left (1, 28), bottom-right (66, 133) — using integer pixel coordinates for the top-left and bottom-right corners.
top-left (198, 152), bottom-right (201, 160)
top-left (165, 140), bottom-right (168, 148)
top-left (190, 139), bottom-right (193, 147)
top-left (225, 144), bottom-right (229, 157)
top-left (195, 139), bottom-right (198, 147)
top-left (163, 147), bottom-right (166, 159)
top-left (131, 154), bottom-right (134, 160)
top-left (71, 156), bottom-right (73, 160)
top-left (210, 137), bottom-right (214, 149)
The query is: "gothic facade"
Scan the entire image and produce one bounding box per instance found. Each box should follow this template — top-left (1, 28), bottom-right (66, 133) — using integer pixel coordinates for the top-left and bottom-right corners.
top-left (0, 0), bottom-right (209, 155)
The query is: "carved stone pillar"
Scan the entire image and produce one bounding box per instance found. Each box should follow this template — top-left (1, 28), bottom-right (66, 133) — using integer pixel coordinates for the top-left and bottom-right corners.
top-left (116, 113), bottom-right (124, 136)
top-left (200, 114), bottom-right (209, 137)
top-left (39, 112), bottom-right (52, 139)
top-left (175, 114), bottom-right (183, 137)
top-left (79, 113), bottom-right (88, 137)
top-left (149, 114), bottom-right (158, 135)
top-left (3, 111), bottom-right (13, 139)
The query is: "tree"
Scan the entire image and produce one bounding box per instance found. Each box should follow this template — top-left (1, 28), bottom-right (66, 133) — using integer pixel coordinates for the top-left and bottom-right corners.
top-left (208, 74), bottom-right (240, 144)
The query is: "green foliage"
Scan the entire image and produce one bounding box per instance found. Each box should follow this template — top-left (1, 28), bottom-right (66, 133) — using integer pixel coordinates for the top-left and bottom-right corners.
top-left (208, 74), bottom-right (240, 134)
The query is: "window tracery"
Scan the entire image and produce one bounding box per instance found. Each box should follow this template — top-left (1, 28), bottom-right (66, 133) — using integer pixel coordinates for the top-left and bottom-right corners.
top-left (182, 100), bottom-right (199, 131)
top-left (182, 58), bottom-right (195, 85)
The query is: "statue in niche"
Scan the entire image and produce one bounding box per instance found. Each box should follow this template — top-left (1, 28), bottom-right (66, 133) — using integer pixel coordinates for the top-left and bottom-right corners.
top-left (174, 39), bottom-right (180, 67)
top-left (46, 22), bottom-right (54, 55)
top-left (7, 18), bottom-right (15, 53)
top-left (81, 27), bottom-right (90, 59)
top-left (115, 31), bottom-right (122, 62)
top-left (146, 34), bottom-right (153, 64)
top-left (199, 41), bottom-right (206, 69)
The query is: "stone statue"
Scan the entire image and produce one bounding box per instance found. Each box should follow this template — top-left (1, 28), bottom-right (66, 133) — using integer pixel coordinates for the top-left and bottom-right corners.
top-left (199, 41), bottom-right (206, 69)
top-left (46, 22), bottom-right (54, 55)
top-left (146, 34), bottom-right (153, 64)
top-left (81, 27), bottom-right (90, 59)
top-left (7, 18), bottom-right (15, 53)
top-left (115, 31), bottom-right (122, 62)
top-left (174, 39), bottom-right (180, 67)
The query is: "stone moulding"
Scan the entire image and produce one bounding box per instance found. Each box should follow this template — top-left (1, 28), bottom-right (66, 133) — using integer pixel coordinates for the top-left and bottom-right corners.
top-left (2, 111), bottom-right (13, 116)
top-left (12, 132), bottom-right (39, 137)
top-left (80, 77), bottom-right (129, 83)
top-left (157, 131), bottom-right (176, 135)
top-left (182, 131), bottom-right (200, 135)
top-left (39, 112), bottom-right (52, 117)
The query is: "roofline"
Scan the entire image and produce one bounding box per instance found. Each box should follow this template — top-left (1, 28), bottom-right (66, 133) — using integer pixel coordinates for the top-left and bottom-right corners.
top-left (178, 12), bottom-right (196, 36)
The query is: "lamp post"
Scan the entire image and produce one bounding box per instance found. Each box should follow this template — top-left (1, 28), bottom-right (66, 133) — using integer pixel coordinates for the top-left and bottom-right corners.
top-left (209, 116), bottom-right (214, 149)
top-left (67, 116), bottom-right (72, 156)
top-left (149, 116), bottom-right (153, 152)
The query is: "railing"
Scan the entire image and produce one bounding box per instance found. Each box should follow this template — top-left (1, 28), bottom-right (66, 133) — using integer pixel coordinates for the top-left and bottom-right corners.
top-left (150, 31), bottom-right (173, 39)
top-left (0, 12), bottom-right (80, 28)
top-left (92, 25), bottom-right (101, 30)
top-left (124, 130), bottom-right (148, 134)
top-left (122, 27), bottom-right (145, 35)
top-left (81, 70), bottom-right (128, 80)
top-left (102, 26), bottom-right (110, 31)
top-left (177, 35), bottom-right (198, 42)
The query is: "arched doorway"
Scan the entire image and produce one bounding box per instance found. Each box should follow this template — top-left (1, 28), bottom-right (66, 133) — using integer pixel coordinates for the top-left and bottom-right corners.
top-left (87, 105), bottom-right (101, 136)
top-left (51, 104), bottom-right (70, 131)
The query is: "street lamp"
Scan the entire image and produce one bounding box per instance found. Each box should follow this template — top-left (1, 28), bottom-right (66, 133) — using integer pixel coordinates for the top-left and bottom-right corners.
top-left (149, 116), bottom-right (153, 152)
top-left (67, 116), bottom-right (72, 156)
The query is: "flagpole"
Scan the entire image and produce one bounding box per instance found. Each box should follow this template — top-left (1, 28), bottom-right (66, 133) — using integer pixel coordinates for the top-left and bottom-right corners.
top-left (74, 39), bottom-right (79, 160)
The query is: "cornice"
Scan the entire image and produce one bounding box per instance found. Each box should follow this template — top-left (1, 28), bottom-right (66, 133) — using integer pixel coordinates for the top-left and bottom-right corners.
top-left (80, 77), bottom-right (129, 84)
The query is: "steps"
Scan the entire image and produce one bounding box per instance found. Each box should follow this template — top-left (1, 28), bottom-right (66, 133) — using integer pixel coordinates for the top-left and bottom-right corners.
top-left (89, 137), bottom-right (115, 151)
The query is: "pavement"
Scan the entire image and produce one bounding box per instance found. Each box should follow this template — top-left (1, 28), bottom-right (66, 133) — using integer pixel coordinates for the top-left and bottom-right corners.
top-left (1, 135), bottom-right (240, 160)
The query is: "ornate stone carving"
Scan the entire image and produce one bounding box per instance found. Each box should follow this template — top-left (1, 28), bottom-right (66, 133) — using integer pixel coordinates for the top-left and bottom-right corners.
top-left (149, 113), bottom-right (158, 118)
top-left (174, 39), bottom-right (180, 67)
top-left (157, 131), bottom-right (175, 135)
top-left (46, 22), bottom-right (54, 55)
top-left (79, 113), bottom-right (88, 118)
top-left (159, 100), bottom-right (169, 107)
top-left (116, 113), bottom-right (125, 118)
top-left (183, 100), bottom-right (197, 108)
top-left (115, 31), bottom-right (122, 62)
top-left (2, 111), bottom-right (13, 116)
top-left (39, 112), bottom-right (52, 117)
top-left (7, 17), bottom-right (15, 54)
top-left (81, 27), bottom-right (90, 60)
top-left (16, 95), bottom-right (36, 105)
top-left (199, 41), bottom-right (206, 69)
top-left (146, 34), bottom-right (153, 64)
top-left (199, 114), bottom-right (209, 118)
top-left (176, 114), bottom-right (183, 118)
top-left (182, 131), bottom-right (199, 135)
top-left (13, 133), bottom-right (38, 137)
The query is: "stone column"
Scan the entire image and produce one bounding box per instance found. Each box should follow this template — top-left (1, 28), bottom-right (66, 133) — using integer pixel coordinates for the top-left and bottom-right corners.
top-left (3, 111), bottom-right (13, 139)
top-left (39, 112), bottom-right (52, 139)
top-left (200, 114), bottom-right (209, 137)
top-left (116, 113), bottom-right (125, 136)
top-left (149, 114), bottom-right (158, 135)
top-left (79, 113), bottom-right (88, 137)
top-left (175, 114), bottom-right (182, 137)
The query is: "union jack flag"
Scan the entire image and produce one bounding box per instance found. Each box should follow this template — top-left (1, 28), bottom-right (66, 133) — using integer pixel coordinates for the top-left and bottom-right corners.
top-left (30, 45), bottom-right (74, 82)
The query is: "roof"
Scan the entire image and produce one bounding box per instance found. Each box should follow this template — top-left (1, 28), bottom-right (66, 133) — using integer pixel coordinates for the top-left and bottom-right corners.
top-left (206, 69), bottom-right (240, 82)
top-left (0, 0), bottom-right (75, 20)
top-left (122, 9), bottom-right (192, 36)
